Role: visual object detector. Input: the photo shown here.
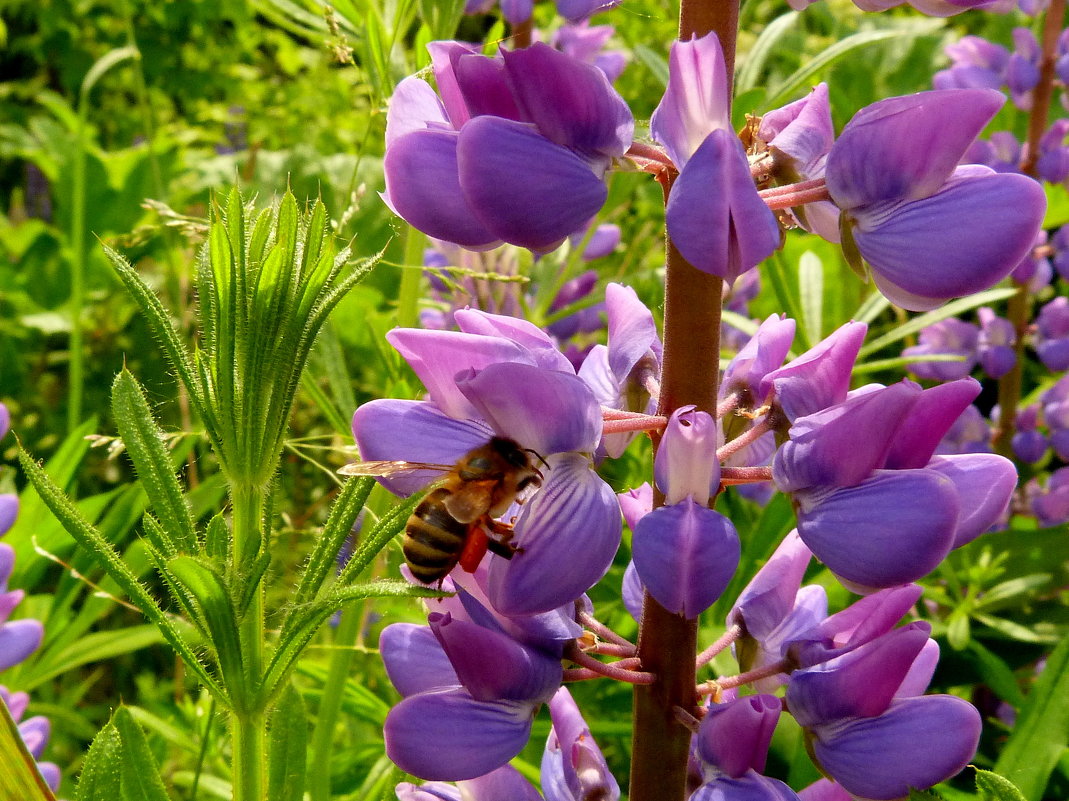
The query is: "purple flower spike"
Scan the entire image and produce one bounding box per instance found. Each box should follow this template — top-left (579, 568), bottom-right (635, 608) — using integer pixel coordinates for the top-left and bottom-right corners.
top-left (697, 695), bottom-right (781, 778)
top-left (902, 319), bottom-right (978, 381)
top-left (0, 495), bottom-right (18, 536)
top-left (721, 315), bottom-right (797, 408)
top-left (655, 407), bottom-right (720, 504)
top-left (1035, 297), bottom-right (1069, 371)
top-left (542, 687), bottom-right (620, 801)
top-left (978, 307), bottom-right (1017, 379)
top-left (632, 499), bottom-right (739, 618)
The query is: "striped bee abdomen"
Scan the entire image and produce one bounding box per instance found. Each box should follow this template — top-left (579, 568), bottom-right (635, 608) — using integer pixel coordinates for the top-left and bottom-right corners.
top-left (403, 488), bottom-right (470, 583)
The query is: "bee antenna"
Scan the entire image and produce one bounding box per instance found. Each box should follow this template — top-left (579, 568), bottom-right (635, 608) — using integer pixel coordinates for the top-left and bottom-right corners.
top-left (524, 448), bottom-right (550, 471)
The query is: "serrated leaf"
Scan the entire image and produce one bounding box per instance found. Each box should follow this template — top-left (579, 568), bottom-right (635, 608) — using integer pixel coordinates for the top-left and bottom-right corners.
top-left (267, 684), bottom-right (308, 801)
top-left (993, 629), bottom-right (1069, 799)
top-left (113, 707), bottom-right (172, 801)
top-left (0, 694), bottom-right (56, 801)
top-left (75, 721), bottom-right (122, 801)
top-left (112, 370), bottom-right (197, 553)
top-left (204, 513), bottom-right (230, 562)
top-left (976, 769), bottom-right (1028, 801)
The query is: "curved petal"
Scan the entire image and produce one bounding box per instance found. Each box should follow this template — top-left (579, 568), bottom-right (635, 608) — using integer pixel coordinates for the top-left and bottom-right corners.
top-left (543, 687), bottom-right (620, 801)
top-left (698, 695), bottom-right (781, 777)
top-left (460, 766), bottom-right (542, 801)
top-left (666, 130), bottom-right (781, 283)
top-left (396, 782), bottom-right (463, 801)
top-left (458, 362), bottom-right (602, 455)
top-left (0, 497), bottom-right (17, 538)
top-left (385, 129), bottom-right (502, 249)
top-left (380, 622), bottom-right (459, 696)
top-left (384, 689), bottom-right (536, 780)
top-left (454, 309), bottom-right (576, 374)
top-left (692, 774), bottom-right (801, 801)
top-left (352, 399), bottom-right (494, 495)
top-left (811, 696), bottom-right (981, 800)
top-left (454, 50), bottom-right (524, 121)
top-left (796, 469), bottom-right (958, 588)
top-left (729, 529), bottom-right (812, 640)
top-left (853, 168), bottom-right (1046, 307)
top-left (427, 41), bottom-right (483, 128)
top-left (489, 453), bottom-right (621, 615)
top-left (654, 407), bottom-right (721, 505)
top-left (826, 89), bottom-right (1005, 209)
top-left (386, 76), bottom-right (450, 147)
top-left (721, 315), bottom-right (796, 404)
top-left (632, 499), bottom-right (739, 618)
top-left (457, 117), bottom-right (608, 253)
top-left (0, 619), bottom-right (43, 671)
top-left (502, 43), bottom-right (633, 161)
top-left (606, 283), bottom-right (661, 382)
top-left (926, 454), bottom-right (1016, 547)
top-left (884, 379), bottom-right (980, 469)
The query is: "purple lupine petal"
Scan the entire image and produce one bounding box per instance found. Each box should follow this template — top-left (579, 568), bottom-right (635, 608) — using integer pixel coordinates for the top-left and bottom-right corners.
top-left (810, 696), bottom-right (981, 800)
top-left (618, 483), bottom-right (653, 530)
top-left (729, 530), bottom-right (812, 640)
top-left (380, 623), bottom-right (460, 696)
top-left (897, 638), bottom-right (940, 698)
top-left (543, 687), bottom-right (620, 801)
top-left (926, 454), bottom-right (1016, 547)
top-left (500, 0), bottom-right (534, 23)
top-left (453, 53), bottom-right (524, 121)
top-left (826, 89), bottom-right (1005, 209)
top-left (38, 763), bottom-right (60, 793)
top-left (384, 689), bottom-right (536, 780)
top-left (697, 695), bottom-right (781, 777)
top-left (456, 117), bottom-right (608, 253)
top-left (622, 560), bottom-right (644, 621)
top-left (583, 224), bottom-right (621, 259)
top-left (427, 41), bottom-right (484, 128)
top-left (798, 779), bottom-right (852, 801)
top-left (666, 129), bottom-right (781, 283)
top-left (787, 623), bottom-right (931, 727)
top-left (795, 469), bottom-right (958, 588)
top-left (386, 77), bottom-right (450, 146)
top-left (430, 613), bottom-right (561, 703)
top-left (0, 403), bottom-right (8, 440)
top-left (0, 687), bottom-right (29, 720)
top-left (352, 399), bottom-right (494, 495)
top-left (458, 362), bottom-right (602, 455)
top-left (0, 543), bottom-right (14, 585)
top-left (692, 774), bottom-right (801, 801)
top-left (460, 766), bottom-right (542, 801)
top-left (556, 0), bottom-right (621, 20)
top-left (606, 283), bottom-right (661, 382)
top-left (797, 585), bottom-right (924, 666)
top-left (454, 310), bottom-right (576, 374)
top-left (632, 499), bottom-right (739, 618)
top-left (721, 315), bottom-right (796, 405)
top-left (502, 43), bottom-right (633, 164)
top-left (902, 320), bottom-right (979, 382)
top-left (396, 781), bottom-right (463, 801)
top-left (489, 453), bottom-right (621, 615)
top-left (18, 716), bottom-right (49, 759)
top-left (759, 83), bottom-right (834, 177)
top-left (760, 322), bottom-right (868, 422)
top-left (0, 589), bottom-right (25, 622)
top-left (773, 382), bottom-right (920, 493)
top-left (384, 130), bottom-right (502, 250)
top-left (650, 32), bottom-right (731, 168)
top-left (851, 167), bottom-right (1046, 309)
top-left (0, 619), bottom-right (43, 671)
top-left (654, 407), bottom-right (720, 504)
top-left (883, 378), bottom-right (980, 470)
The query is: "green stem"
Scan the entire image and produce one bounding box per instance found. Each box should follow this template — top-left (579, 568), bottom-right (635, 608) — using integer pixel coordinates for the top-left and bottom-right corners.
top-left (308, 605), bottom-right (363, 801)
top-left (397, 225), bottom-right (425, 328)
top-left (233, 710), bottom-right (266, 801)
top-left (68, 102), bottom-right (88, 436)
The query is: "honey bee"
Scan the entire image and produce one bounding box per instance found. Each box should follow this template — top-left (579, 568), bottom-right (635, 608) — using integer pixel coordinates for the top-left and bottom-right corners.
top-left (339, 437), bottom-right (546, 584)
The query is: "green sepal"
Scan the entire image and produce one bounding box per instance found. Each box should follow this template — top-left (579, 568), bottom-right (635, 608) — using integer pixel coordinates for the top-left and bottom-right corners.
top-left (267, 683), bottom-right (309, 801)
top-left (112, 370), bottom-right (197, 553)
top-left (975, 770), bottom-right (1028, 801)
top-left (112, 707), bottom-right (173, 801)
top-left (75, 721), bottom-right (122, 801)
top-left (233, 550), bottom-right (272, 619)
top-left (18, 445), bottom-right (226, 700)
top-left (166, 555), bottom-right (248, 707)
top-left (0, 693), bottom-right (57, 801)
top-left (838, 214), bottom-right (868, 280)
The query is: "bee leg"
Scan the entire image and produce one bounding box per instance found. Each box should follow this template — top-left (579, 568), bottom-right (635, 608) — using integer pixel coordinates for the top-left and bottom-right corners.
top-left (485, 537), bottom-right (519, 560)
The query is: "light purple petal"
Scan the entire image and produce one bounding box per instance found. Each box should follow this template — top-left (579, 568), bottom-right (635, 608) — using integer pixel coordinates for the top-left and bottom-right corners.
top-left (811, 696), bottom-right (981, 800)
top-left (460, 766), bottom-right (542, 801)
top-left (692, 774), bottom-right (801, 801)
top-left (543, 687), bottom-right (620, 801)
top-left (386, 77), bottom-right (450, 147)
top-left (796, 469), bottom-right (958, 588)
top-left (606, 283), bottom-right (661, 382)
top-left (698, 695), bottom-right (781, 777)
top-left (721, 315), bottom-right (796, 405)
top-left (622, 560), bottom-right (644, 621)
top-left (0, 619), bottom-right (43, 671)
top-left (632, 499), bottom-right (739, 618)
top-left (650, 32), bottom-right (731, 167)
top-left (384, 129), bottom-right (502, 250)
top-left (380, 623), bottom-right (460, 696)
top-left (884, 379), bottom-right (980, 469)
top-left (427, 41), bottom-right (483, 128)
top-left (654, 407), bottom-right (720, 505)
top-left (618, 483), bottom-right (653, 530)
top-left (457, 117), bottom-right (608, 253)
top-left (729, 529), bottom-right (812, 640)
top-left (396, 781), bottom-right (463, 801)
top-left (458, 363), bottom-right (602, 455)
top-left (454, 309), bottom-right (576, 374)
top-left (926, 454), bottom-right (1016, 547)
top-left (0, 498), bottom-right (17, 537)
top-left (18, 715), bottom-right (49, 759)
top-left (0, 404), bottom-right (8, 441)
top-left (385, 689), bottom-right (536, 780)
top-left (759, 83), bottom-right (834, 176)
top-left (489, 453), bottom-right (621, 615)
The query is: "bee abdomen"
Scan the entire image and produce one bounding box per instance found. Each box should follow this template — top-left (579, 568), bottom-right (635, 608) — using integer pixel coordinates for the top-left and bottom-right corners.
top-left (404, 489), bottom-right (468, 583)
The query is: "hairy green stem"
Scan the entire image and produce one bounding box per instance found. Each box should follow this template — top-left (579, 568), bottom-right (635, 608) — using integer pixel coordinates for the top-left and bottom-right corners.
top-left (232, 710), bottom-right (266, 801)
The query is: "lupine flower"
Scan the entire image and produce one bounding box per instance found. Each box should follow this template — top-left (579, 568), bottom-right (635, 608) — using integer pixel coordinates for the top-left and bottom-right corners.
top-left (542, 687), bottom-right (620, 801)
top-left (1036, 120), bottom-right (1069, 184)
top-left (464, 0), bottom-right (620, 25)
top-left (977, 307), bottom-right (1016, 378)
top-left (550, 21), bottom-right (628, 83)
top-left (650, 32), bottom-right (780, 282)
top-left (773, 379), bottom-right (1017, 588)
top-left (383, 41), bottom-right (633, 252)
top-left (1035, 296), bottom-right (1069, 371)
top-left (825, 89), bottom-right (1046, 311)
top-left (631, 407), bottom-right (739, 618)
top-left (934, 36), bottom-right (1010, 91)
top-left (902, 318), bottom-right (979, 381)
top-left (1027, 467), bottom-right (1069, 526)
top-left (353, 313), bottom-right (621, 615)
top-left (1007, 27), bottom-right (1041, 110)
top-left (935, 403), bottom-right (992, 454)
top-left (1042, 376), bottom-right (1069, 460)
top-left (1011, 404), bottom-right (1048, 464)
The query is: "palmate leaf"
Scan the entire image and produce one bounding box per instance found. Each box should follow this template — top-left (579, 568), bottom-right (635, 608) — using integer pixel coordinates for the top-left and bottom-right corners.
top-left (0, 695), bottom-right (56, 801)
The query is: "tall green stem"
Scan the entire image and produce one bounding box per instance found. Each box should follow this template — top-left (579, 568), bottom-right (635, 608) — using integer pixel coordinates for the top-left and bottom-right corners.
top-left (397, 225), bottom-right (425, 328)
top-left (629, 3), bottom-right (736, 797)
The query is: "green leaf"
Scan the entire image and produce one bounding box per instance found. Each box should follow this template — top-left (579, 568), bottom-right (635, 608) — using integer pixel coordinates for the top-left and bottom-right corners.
top-left (633, 44), bottom-right (670, 87)
top-left (113, 707), bottom-right (172, 801)
top-left (75, 721), bottom-right (122, 801)
top-left (80, 45), bottom-right (139, 98)
top-left (204, 513), bottom-right (230, 562)
top-left (736, 11), bottom-right (800, 94)
top-left (798, 250), bottom-right (824, 345)
top-left (267, 684), bottom-right (309, 801)
top-left (993, 629), bottom-right (1069, 799)
top-left (0, 694), bottom-right (56, 800)
top-left (112, 370), bottom-right (197, 553)
top-left (17, 446), bottom-right (226, 700)
top-left (976, 769), bottom-right (1028, 801)
top-left (968, 641), bottom-right (1026, 709)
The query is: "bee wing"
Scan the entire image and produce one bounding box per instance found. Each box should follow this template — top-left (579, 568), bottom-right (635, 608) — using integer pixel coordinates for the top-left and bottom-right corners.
top-left (338, 460), bottom-right (454, 477)
top-left (443, 480), bottom-right (497, 524)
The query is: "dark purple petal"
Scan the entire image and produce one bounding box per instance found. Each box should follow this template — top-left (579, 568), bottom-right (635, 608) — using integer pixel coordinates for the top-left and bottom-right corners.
top-left (632, 499), bottom-right (739, 618)
top-left (427, 41), bottom-right (484, 127)
top-left (926, 454), bottom-right (1016, 547)
top-left (458, 363), bottom-right (602, 455)
top-left (452, 52), bottom-right (525, 121)
top-left (489, 453), bottom-right (621, 615)
top-left (384, 689), bottom-right (536, 780)
top-left (826, 89), bottom-right (1004, 209)
top-left (692, 774), bottom-right (801, 801)
top-left (759, 83), bottom-right (834, 177)
top-left (796, 469), bottom-right (958, 588)
top-left (352, 399), bottom-right (494, 495)
top-left (457, 117), bottom-right (608, 253)
top-left (502, 42), bottom-right (633, 164)
top-left (666, 130), bottom-right (781, 283)
top-left (0, 619), bottom-right (43, 671)
top-left (380, 623), bottom-right (460, 696)
top-left (697, 695), bottom-right (781, 777)
top-left (810, 696), bottom-right (981, 800)
top-left (884, 379), bottom-right (980, 469)
top-left (384, 129), bottom-right (502, 250)
top-left (460, 766), bottom-right (542, 801)
top-left (543, 687), bottom-right (620, 801)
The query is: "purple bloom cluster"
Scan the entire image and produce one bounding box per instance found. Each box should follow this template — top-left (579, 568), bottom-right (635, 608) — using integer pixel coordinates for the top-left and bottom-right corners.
top-left (463, 0), bottom-right (620, 26)
top-left (902, 307), bottom-right (1017, 381)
